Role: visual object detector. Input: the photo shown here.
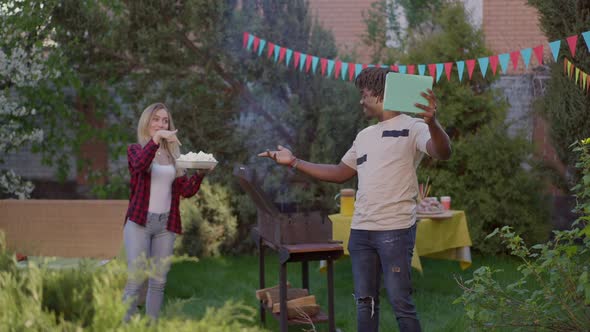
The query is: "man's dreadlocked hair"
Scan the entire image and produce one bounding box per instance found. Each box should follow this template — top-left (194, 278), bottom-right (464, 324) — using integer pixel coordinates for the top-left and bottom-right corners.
top-left (354, 67), bottom-right (393, 102)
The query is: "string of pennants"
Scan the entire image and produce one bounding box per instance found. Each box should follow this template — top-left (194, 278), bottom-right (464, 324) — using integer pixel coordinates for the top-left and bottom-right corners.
top-left (242, 31), bottom-right (590, 83)
top-left (564, 58), bottom-right (590, 94)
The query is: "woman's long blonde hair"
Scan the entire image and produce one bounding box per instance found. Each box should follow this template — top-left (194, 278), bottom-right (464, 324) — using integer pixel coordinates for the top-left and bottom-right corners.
top-left (137, 103), bottom-right (184, 176)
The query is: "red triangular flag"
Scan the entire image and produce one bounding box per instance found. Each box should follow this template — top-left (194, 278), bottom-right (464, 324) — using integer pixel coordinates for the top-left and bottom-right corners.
top-left (510, 51), bottom-right (520, 70)
top-left (253, 37), bottom-right (260, 52)
top-left (294, 52), bottom-right (301, 69)
top-left (348, 63), bottom-right (356, 81)
top-left (305, 55), bottom-right (313, 72)
top-left (428, 63), bottom-right (437, 82)
top-left (444, 62), bottom-right (453, 81)
top-left (566, 35), bottom-right (578, 57)
top-left (279, 47), bottom-right (286, 63)
top-left (489, 55), bottom-right (499, 75)
top-left (466, 59), bottom-right (476, 79)
top-left (243, 32), bottom-right (249, 48)
top-left (335, 61), bottom-right (342, 78)
top-left (533, 45), bottom-right (543, 65)
top-left (320, 58), bottom-right (328, 76)
top-left (408, 65), bottom-right (416, 75)
top-left (362, 64), bottom-right (368, 70)
top-left (391, 65), bottom-right (399, 72)
top-left (267, 42), bottom-right (275, 59)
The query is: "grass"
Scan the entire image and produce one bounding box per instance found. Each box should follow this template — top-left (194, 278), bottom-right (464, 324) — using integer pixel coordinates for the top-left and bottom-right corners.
top-left (164, 253), bottom-right (522, 332)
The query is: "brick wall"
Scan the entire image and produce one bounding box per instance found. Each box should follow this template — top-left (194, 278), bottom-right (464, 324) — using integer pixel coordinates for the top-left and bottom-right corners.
top-left (483, 0), bottom-right (550, 73)
top-left (307, 0), bottom-right (376, 63)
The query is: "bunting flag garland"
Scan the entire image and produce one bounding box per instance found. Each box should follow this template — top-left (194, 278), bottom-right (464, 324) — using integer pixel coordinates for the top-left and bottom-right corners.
top-left (563, 58), bottom-right (590, 93)
top-left (242, 30), bottom-right (590, 84)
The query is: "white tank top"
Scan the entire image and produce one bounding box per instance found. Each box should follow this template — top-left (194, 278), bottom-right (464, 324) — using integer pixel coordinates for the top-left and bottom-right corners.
top-left (148, 163), bottom-right (176, 214)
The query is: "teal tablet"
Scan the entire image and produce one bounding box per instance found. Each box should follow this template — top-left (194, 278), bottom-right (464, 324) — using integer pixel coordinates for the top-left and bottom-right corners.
top-left (383, 72), bottom-right (433, 113)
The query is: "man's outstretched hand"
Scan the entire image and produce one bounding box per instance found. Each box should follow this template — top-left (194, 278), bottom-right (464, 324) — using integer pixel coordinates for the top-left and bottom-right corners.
top-left (257, 145), bottom-right (295, 166)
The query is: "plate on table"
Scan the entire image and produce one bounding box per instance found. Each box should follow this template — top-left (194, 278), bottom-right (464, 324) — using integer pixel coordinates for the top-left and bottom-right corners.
top-left (417, 210), bottom-right (454, 220)
top-left (176, 160), bottom-right (218, 169)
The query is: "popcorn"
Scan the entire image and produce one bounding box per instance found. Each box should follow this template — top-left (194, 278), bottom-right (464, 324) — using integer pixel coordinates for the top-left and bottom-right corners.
top-left (178, 151), bottom-right (217, 162)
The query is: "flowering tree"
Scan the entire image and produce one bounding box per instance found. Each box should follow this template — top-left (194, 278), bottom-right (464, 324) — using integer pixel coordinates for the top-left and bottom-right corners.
top-left (0, 2), bottom-right (58, 198)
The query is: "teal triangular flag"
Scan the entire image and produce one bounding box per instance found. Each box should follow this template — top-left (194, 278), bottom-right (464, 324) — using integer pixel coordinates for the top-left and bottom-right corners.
top-left (456, 61), bottom-right (465, 82)
top-left (247, 35), bottom-right (254, 50)
top-left (341, 62), bottom-right (348, 80)
top-left (285, 49), bottom-right (293, 66)
top-left (368, 64), bottom-right (375, 67)
top-left (273, 45), bottom-right (280, 63)
top-left (478, 57), bottom-right (489, 78)
top-left (398, 65), bottom-right (407, 74)
top-left (520, 48), bottom-right (532, 69)
top-left (436, 63), bottom-right (444, 82)
top-left (418, 64), bottom-right (426, 76)
top-left (499, 53), bottom-right (510, 74)
top-left (327, 59), bottom-right (335, 77)
top-left (299, 53), bottom-right (307, 71)
top-left (258, 40), bottom-right (266, 56)
top-left (549, 40), bottom-right (561, 61)
top-left (583, 31), bottom-right (590, 51)
top-left (381, 65), bottom-right (388, 68)
top-left (355, 64), bottom-right (363, 78)
top-left (312, 56), bottom-right (319, 73)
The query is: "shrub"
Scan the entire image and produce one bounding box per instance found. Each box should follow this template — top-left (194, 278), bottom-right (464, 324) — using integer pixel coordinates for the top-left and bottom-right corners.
top-left (455, 139), bottom-right (590, 330)
top-left (0, 233), bottom-right (265, 331)
top-left (177, 180), bottom-right (238, 258)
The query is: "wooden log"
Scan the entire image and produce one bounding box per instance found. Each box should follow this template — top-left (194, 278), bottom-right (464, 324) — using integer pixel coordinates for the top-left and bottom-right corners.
top-left (272, 295), bottom-right (316, 313)
top-left (255, 282), bottom-right (291, 301)
top-left (285, 304), bottom-right (321, 319)
top-left (265, 288), bottom-right (309, 309)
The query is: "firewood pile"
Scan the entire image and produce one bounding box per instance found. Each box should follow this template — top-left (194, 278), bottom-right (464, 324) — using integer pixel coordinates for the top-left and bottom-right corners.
top-left (255, 283), bottom-right (321, 319)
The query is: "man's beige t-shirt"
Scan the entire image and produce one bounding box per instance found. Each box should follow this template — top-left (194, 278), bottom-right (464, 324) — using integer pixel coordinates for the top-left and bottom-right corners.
top-left (341, 114), bottom-right (431, 231)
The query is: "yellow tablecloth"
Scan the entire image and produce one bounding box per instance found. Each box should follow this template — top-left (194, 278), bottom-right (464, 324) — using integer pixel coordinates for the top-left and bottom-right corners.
top-left (328, 210), bottom-right (472, 273)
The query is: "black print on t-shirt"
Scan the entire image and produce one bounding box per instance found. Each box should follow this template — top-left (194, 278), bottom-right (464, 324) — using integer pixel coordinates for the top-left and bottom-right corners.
top-left (382, 129), bottom-right (409, 138)
top-left (356, 154), bottom-right (367, 166)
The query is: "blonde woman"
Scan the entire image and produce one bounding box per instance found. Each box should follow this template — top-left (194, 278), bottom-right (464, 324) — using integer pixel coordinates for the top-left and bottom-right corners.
top-left (122, 103), bottom-right (208, 321)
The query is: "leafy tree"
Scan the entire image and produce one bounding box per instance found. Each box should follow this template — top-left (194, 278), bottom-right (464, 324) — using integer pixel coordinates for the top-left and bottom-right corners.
top-left (527, 0), bottom-right (590, 189)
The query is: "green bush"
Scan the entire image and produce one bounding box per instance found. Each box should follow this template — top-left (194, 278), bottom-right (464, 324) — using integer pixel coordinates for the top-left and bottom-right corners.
top-left (177, 180), bottom-right (238, 258)
top-left (0, 233), bottom-right (265, 331)
top-left (455, 139), bottom-right (590, 330)
top-left (422, 123), bottom-right (551, 254)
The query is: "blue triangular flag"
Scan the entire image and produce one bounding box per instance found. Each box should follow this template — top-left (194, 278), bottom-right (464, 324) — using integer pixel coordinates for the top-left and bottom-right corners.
top-left (273, 45), bottom-right (280, 63)
top-left (418, 64), bottom-right (426, 76)
top-left (368, 64), bottom-right (375, 67)
top-left (499, 53), bottom-right (510, 74)
top-left (436, 63), bottom-right (444, 82)
top-left (456, 61), bottom-right (465, 82)
top-left (341, 62), bottom-right (348, 80)
top-left (583, 31), bottom-right (590, 52)
top-left (381, 64), bottom-right (389, 68)
top-left (520, 48), bottom-right (532, 69)
top-left (549, 40), bottom-right (561, 62)
top-left (398, 65), bottom-right (407, 74)
top-left (299, 53), bottom-right (307, 72)
top-left (478, 57), bottom-right (489, 78)
top-left (312, 56), bottom-right (319, 73)
top-left (247, 34), bottom-right (254, 50)
top-left (285, 49), bottom-right (293, 66)
top-left (327, 59), bottom-right (335, 77)
top-left (355, 64), bottom-right (363, 78)
top-left (258, 39), bottom-right (266, 56)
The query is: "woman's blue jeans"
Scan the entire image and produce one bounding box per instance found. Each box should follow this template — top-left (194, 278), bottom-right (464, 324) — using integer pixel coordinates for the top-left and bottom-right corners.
top-left (122, 212), bottom-right (176, 321)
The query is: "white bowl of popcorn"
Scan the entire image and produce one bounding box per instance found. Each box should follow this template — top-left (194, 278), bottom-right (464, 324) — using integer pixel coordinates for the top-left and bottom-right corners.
top-left (176, 151), bottom-right (218, 169)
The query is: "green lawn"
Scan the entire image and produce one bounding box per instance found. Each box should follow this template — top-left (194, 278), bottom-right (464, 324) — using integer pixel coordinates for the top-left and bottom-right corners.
top-left (165, 253), bottom-right (522, 332)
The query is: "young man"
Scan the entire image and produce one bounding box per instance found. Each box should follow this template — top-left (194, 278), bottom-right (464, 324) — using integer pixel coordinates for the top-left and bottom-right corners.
top-left (259, 67), bottom-right (451, 332)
